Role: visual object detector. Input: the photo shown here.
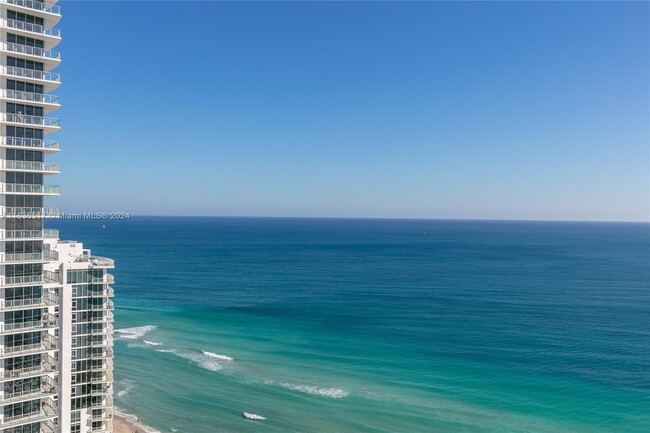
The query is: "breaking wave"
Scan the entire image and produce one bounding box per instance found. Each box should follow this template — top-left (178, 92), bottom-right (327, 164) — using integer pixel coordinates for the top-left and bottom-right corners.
top-left (115, 325), bottom-right (157, 340)
top-left (143, 340), bottom-right (163, 346)
top-left (176, 352), bottom-right (223, 372)
top-left (279, 383), bottom-right (349, 398)
top-left (202, 351), bottom-right (234, 361)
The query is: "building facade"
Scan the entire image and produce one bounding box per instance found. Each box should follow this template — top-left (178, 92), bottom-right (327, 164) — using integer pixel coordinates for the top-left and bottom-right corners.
top-left (0, 1), bottom-right (115, 432)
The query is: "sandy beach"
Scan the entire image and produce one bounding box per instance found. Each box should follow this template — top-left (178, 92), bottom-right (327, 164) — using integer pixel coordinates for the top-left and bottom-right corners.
top-left (114, 408), bottom-right (159, 433)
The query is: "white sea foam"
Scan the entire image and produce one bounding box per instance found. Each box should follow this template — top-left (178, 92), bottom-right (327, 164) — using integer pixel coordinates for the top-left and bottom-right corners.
top-left (115, 325), bottom-right (157, 340)
top-left (243, 412), bottom-right (266, 420)
top-left (116, 380), bottom-right (137, 398)
top-left (143, 340), bottom-right (163, 346)
top-left (176, 352), bottom-right (223, 372)
top-left (156, 349), bottom-right (176, 353)
top-left (114, 407), bottom-right (162, 433)
top-left (202, 351), bottom-right (234, 361)
top-left (280, 383), bottom-right (349, 398)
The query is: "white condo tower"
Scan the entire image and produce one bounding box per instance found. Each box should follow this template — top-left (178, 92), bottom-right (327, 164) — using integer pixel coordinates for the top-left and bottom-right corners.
top-left (0, 1), bottom-right (115, 433)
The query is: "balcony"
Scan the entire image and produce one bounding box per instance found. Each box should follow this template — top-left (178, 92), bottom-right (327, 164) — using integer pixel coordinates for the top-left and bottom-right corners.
top-left (0, 375), bottom-right (57, 403)
top-left (0, 183), bottom-right (60, 195)
top-left (0, 89), bottom-right (61, 108)
top-left (78, 253), bottom-right (114, 268)
top-left (0, 229), bottom-right (59, 240)
top-left (0, 333), bottom-right (57, 358)
top-left (4, 0), bottom-right (61, 16)
top-left (91, 419), bottom-right (113, 433)
top-left (0, 251), bottom-right (45, 263)
top-left (90, 359), bottom-right (113, 372)
top-left (0, 137), bottom-right (60, 152)
top-left (0, 399), bottom-right (57, 428)
top-left (2, 42), bottom-right (60, 60)
top-left (0, 354), bottom-right (57, 382)
top-left (90, 312), bottom-right (114, 323)
top-left (2, 18), bottom-right (61, 38)
top-left (0, 66), bottom-right (60, 88)
top-left (0, 291), bottom-right (58, 310)
top-left (1, 112), bottom-right (60, 129)
top-left (0, 313), bottom-right (58, 334)
top-left (91, 408), bottom-right (113, 420)
top-left (89, 349), bottom-right (114, 361)
top-left (0, 271), bottom-right (58, 287)
top-left (2, 207), bottom-right (60, 218)
top-left (1, 160), bottom-right (60, 173)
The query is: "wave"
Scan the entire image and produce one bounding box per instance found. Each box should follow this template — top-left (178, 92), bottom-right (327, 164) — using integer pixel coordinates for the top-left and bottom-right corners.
top-left (115, 325), bottom-right (157, 340)
top-left (143, 340), bottom-right (163, 347)
top-left (156, 349), bottom-right (176, 353)
top-left (114, 407), bottom-right (162, 433)
top-left (202, 351), bottom-right (234, 361)
top-left (116, 379), bottom-right (137, 398)
top-left (280, 383), bottom-right (349, 398)
top-left (176, 352), bottom-right (223, 372)
top-left (243, 412), bottom-right (266, 420)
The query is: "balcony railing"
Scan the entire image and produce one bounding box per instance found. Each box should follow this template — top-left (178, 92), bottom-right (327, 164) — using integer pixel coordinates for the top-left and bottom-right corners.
top-left (0, 251), bottom-right (44, 263)
top-left (0, 355), bottom-right (57, 381)
top-left (1, 183), bottom-right (60, 194)
top-left (0, 137), bottom-right (60, 150)
top-left (88, 256), bottom-right (114, 267)
top-left (2, 18), bottom-right (61, 37)
top-left (2, 112), bottom-right (60, 127)
top-left (0, 312), bottom-right (58, 333)
top-left (0, 65), bottom-right (60, 82)
top-left (0, 333), bottom-right (57, 357)
top-left (44, 228), bottom-right (59, 238)
top-left (1, 376), bottom-right (57, 402)
top-left (1, 160), bottom-right (60, 172)
top-left (0, 402), bottom-right (57, 427)
top-left (2, 207), bottom-right (60, 218)
top-left (0, 291), bottom-right (58, 310)
top-left (1, 271), bottom-right (58, 286)
top-left (2, 229), bottom-right (44, 239)
top-left (3, 42), bottom-right (60, 59)
top-left (1, 89), bottom-right (60, 105)
top-left (4, 0), bottom-right (61, 15)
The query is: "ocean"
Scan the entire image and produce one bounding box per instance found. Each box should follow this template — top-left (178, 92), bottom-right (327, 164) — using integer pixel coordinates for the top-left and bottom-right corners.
top-left (49, 217), bottom-right (650, 433)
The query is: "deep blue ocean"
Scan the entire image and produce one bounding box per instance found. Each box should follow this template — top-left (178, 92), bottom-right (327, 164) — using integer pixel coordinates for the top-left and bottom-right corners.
top-left (49, 217), bottom-right (650, 433)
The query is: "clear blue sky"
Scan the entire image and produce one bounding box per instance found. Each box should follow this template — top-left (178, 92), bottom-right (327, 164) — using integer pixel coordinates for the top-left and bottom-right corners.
top-left (52, 1), bottom-right (649, 221)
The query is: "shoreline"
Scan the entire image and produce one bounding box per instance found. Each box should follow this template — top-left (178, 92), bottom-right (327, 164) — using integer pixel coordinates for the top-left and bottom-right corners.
top-left (114, 407), bottom-right (160, 433)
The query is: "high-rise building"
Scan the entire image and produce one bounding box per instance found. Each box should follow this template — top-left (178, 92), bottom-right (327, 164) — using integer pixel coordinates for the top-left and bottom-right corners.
top-left (0, 1), bottom-right (115, 432)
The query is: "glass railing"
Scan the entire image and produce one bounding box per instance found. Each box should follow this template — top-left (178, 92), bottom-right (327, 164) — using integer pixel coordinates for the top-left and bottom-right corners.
top-left (0, 405), bottom-right (57, 427)
top-left (2, 229), bottom-right (42, 239)
top-left (4, 42), bottom-right (60, 59)
top-left (43, 249), bottom-right (58, 260)
top-left (2, 89), bottom-right (61, 104)
top-left (1, 66), bottom-right (60, 82)
top-left (90, 256), bottom-right (114, 267)
top-left (3, 18), bottom-right (61, 37)
top-left (44, 228), bottom-right (59, 237)
top-left (1, 252), bottom-right (43, 262)
top-left (2, 112), bottom-right (60, 127)
top-left (2, 183), bottom-right (60, 194)
top-left (5, 0), bottom-right (61, 15)
top-left (2, 274), bottom-right (43, 285)
top-left (3, 207), bottom-right (60, 217)
top-left (1, 137), bottom-right (60, 150)
top-left (1, 160), bottom-right (60, 171)
top-left (43, 270), bottom-right (59, 283)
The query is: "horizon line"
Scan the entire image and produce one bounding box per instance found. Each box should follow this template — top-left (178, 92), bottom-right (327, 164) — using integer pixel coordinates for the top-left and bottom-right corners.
top-left (55, 213), bottom-right (650, 224)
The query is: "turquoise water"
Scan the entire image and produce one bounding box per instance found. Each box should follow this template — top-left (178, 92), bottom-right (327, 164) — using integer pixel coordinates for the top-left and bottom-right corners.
top-left (51, 217), bottom-right (650, 433)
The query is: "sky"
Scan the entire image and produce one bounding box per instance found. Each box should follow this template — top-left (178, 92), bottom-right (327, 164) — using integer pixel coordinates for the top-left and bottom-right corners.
top-left (51, 1), bottom-right (649, 221)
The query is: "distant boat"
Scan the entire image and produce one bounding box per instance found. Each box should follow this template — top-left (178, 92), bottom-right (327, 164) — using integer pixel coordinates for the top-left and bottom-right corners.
top-left (243, 412), bottom-right (266, 420)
